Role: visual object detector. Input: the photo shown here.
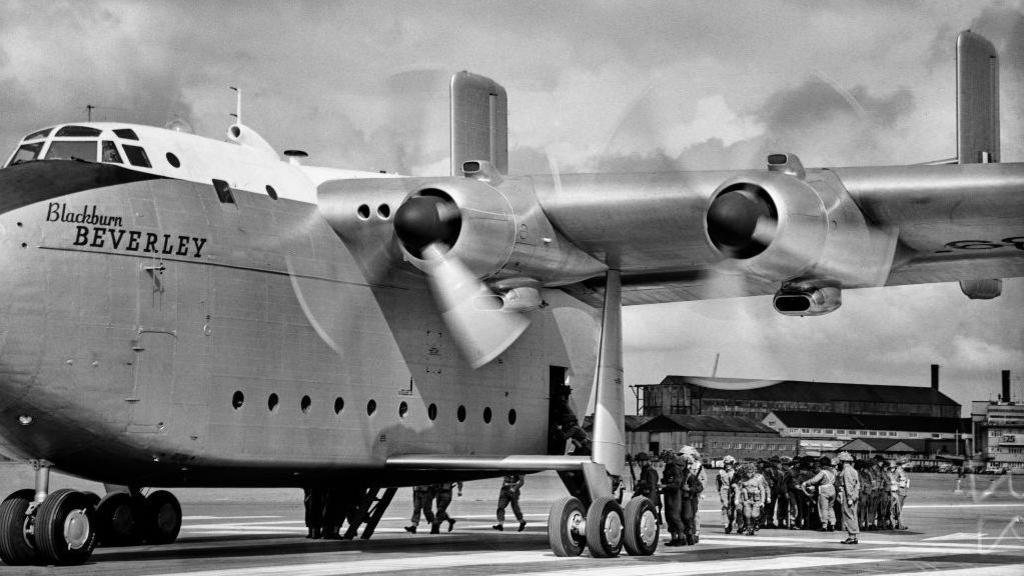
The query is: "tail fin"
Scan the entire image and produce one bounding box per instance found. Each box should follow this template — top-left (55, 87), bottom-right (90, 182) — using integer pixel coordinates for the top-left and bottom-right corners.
top-left (957, 30), bottom-right (999, 164)
top-left (450, 72), bottom-right (508, 176)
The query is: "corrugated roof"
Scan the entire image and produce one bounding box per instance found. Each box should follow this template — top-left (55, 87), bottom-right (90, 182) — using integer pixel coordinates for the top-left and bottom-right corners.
top-left (767, 411), bottom-right (970, 433)
top-left (655, 376), bottom-right (959, 406)
top-left (635, 414), bottom-right (778, 434)
top-left (624, 415), bottom-right (653, 431)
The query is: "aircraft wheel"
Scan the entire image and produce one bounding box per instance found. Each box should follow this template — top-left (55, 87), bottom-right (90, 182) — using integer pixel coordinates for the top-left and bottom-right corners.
top-left (145, 490), bottom-right (181, 544)
top-left (34, 489), bottom-right (97, 566)
top-left (96, 491), bottom-right (144, 546)
top-left (622, 496), bottom-right (659, 556)
top-left (0, 489), bottom-right (38, 565)
top-left (547, 496), bottom-right (586, 557)
top-left (585, 496), bottom-right (623, 558)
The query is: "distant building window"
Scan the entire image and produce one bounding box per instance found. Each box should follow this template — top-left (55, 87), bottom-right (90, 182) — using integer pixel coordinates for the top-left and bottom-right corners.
top-left (813, 429), bottom-right (822, 434)
top-left (932, 433), bottom-right (941, 439)
top-left (122, 144), bottom-right (151, 167)
top-left (889, 431), bottom-right (897, 436)
top-left (869, 431), bottom-right (878, 436)
top-left (909, 432), bottom-right (918, 437)
top-left (824, 429), bottom-right (834, 434)
top-left (801, 428), bottom-right (810, 434)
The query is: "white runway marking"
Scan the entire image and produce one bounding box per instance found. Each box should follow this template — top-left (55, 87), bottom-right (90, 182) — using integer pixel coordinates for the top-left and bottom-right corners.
top-left (184, 515), bottom-right (283, 520)
top-left (878, 566), bottom-right (1024, 576)
top-left (455, 554), bottom-right (880, 576)
top-left (142, 550), bottom-right (568, 576)
top-left (923, 532), bottom-right (988, 541)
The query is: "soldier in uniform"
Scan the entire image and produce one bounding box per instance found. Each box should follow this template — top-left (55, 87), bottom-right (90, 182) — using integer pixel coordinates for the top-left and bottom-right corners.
top-left (717, 455), bottom-right (737, 534)
top-left (632, 452), bottom-right (661, 524)
top-left (870, 455), bottom-right (887, 529)
top-left (303, 487), bottom-right (323, 539)
top-left (493, 474), bottom-right (527, 531)
top-left (800, 456), bottom-right (837, 531)
top-left (432, 481), bottom-right (462, 533)
top-left (836, 451), bottom-right (861, 544)
top-left (405, 484), bottom-right (436, 534)
top-left (677, 446), bottom-right (704, 545)
top-left (855, 460), bottom-right (871, 530)
top-left (784, 458), bottom-right (804, 530)
top-left (752, 462), bottom-right (772, 529)
top-left (892, 458), bottom-right (911, 530)
top-left (760, 457), bottom-right (780, 528)
top-left (660, 450), bottom-right (685, 546)
top-left (738, 463), bottom-right (766, 535)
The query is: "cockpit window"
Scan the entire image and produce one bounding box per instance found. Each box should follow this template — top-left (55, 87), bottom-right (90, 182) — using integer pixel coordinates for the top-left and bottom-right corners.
top-left (23, 127), bottom-right (53, 141)
top-left (45, 140), bottom-right (97, 162)
top-left (8, 142), bottom-right (44, 166)
top-left (101, 141), bottom-right (122, 164)
top-left (122, 144), bottom-right (151, 168)
top-left (113, 128), bottom-right (139, 140)
top-left (55, 125), bottom-right (102, 137)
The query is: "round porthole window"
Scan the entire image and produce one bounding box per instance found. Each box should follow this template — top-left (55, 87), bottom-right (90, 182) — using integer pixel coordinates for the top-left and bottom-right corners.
top-left (367, 399), bottom-right (377, 416)
top-left (483, 407), bottom-right (492, 423)
top-left (268, 393), bottom-right (279, 412)
top-left (428, 403), bottom-right (437, 421)
top-left (166, 152), bottom-right (180, 168)
top-left (266, 185), bottom-right (278, 200)
top-left (334, 397), bottom-right (344, 414)
top-left (232, 391), bottom-right (244, 409)
top-left (399, 401), bottom-right (409, 418)
top-left (457, 405), bottom-right (466, 422)
top-left (301, 395), bottom-right (312, 413)
top-left (508, 409), bottom-right (517, 425)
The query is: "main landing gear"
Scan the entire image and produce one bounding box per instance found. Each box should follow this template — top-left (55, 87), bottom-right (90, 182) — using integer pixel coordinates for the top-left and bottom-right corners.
top-left (0, 461), bottom-right (183, 566)
top-left (548, 495), bottom-right (659, 558)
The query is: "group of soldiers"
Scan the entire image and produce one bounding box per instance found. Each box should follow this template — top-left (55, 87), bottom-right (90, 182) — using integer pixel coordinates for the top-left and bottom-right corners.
top-left (302, 486), bottom-right (364, 540)
top-left (630, 449), bottom-right (912, 546)
top-left (631, 446), bottom-right (707, 546)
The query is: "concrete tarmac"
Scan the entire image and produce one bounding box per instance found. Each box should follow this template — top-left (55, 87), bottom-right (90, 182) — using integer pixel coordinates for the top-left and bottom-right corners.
top-left (0, 466), bottom-right (1022, 575)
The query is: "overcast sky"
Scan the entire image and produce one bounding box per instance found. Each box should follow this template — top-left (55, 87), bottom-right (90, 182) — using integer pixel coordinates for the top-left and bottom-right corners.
top-left (1, 1), bottom-right (1021, 414)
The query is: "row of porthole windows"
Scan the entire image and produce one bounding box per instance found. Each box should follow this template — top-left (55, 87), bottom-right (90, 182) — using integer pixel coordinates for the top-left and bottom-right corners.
top-left (230, 391), bottom-right (517, 425)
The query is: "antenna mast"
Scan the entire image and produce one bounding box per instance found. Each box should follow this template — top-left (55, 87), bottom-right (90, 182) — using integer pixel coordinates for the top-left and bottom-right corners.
top-left (229, 86), bottom-right (241, 124)
top-left (86, 104), bottom-right (94, 122)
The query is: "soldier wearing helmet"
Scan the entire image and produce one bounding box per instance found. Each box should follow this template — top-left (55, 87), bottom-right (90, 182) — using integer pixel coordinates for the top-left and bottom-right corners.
top-left (718, 455), bottom-right (737, 534)
top-left (632, 452), bottom-right (661, 524)
top-left (835, 451), bottom-right (860, 544)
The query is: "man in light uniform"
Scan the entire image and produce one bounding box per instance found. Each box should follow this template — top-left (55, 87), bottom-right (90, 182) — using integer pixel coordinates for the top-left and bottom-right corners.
top-left (800, 456), bottom-right (837, 531)
top-left (836, 451), bottom-right (861, 545)
top-left (738, 463), bottom-right (765, 536)
top-left (892, 458), bottom-right (911, 530)
top-left (717, 455), bottom-right (737, 534)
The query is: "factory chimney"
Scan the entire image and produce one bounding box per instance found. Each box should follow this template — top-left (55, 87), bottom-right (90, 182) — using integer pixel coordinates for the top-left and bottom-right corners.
top-left (931, 364), bottom-right (940, 391)
top-left (1003, 370), bottom-right (1012, 403)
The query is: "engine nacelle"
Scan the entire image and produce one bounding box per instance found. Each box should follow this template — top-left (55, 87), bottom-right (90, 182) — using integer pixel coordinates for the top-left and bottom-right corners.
top-left (394, 176), bottom-right (606, 286)
top-left (704, 160), bottom-right (894, 288)
top-left (773, 281), bottom-right (842, 316)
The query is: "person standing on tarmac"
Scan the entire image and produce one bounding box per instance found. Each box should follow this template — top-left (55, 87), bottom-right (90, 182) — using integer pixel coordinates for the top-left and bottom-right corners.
top-left (801, 456), bottom-right (837, 531)
top-left (836, 451), bottom-right (861, 544)
top-left (432, 481), bottom-right (463, 533)
top-left (893, 457), bottom-right (911, 530)
top-left (677, 446), bottom-right (704, 545)
top-left (632, 452), bottom-right (661, 524)
top-left (738, 463), bottom-right (765, 536)
top-left (303, 487), bottom-right (323, 539)
top-left (493, 474), bottom-right (527, 532)
top-left (717, 455), bottom-right (737, 534)
top-left (405, 484), bottom-right (436, 534)
top-left (660, 450), bottom-right (685, 546)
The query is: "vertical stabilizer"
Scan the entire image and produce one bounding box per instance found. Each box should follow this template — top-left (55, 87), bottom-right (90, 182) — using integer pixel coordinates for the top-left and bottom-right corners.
top-left (957, 30), bottom-right (999, 163)
top-left (450, 72), bottom-right (508, 176)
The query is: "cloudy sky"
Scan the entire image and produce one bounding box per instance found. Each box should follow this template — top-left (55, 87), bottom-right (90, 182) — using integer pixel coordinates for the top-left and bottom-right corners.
top-left (1, 1), bottom-right (1021, 413)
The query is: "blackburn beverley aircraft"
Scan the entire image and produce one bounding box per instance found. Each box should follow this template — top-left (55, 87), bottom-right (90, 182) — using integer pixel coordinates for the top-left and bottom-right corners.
top-left (0, 30), bottom-right (1022, 566)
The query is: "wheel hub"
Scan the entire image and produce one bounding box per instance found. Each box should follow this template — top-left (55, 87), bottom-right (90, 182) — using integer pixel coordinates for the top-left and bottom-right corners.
top-left (603, 511), bottom-right (622, 547)
top-left (639, 509), bottom-right (658, 545)
top-left (63, 508), bottom-right (90, 550)
top-left (567, 510), bottom-right (585, 539)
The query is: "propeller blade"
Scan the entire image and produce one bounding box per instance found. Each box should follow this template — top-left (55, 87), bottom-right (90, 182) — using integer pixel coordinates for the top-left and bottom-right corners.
top-left (421, 244), bottom-right (530, 368)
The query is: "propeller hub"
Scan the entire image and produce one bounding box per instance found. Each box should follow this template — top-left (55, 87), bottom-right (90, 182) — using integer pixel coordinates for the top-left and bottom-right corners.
top-left (394, 193), bottom-right (462, 258)
top-left (706, 185), bottom-right (776, 259)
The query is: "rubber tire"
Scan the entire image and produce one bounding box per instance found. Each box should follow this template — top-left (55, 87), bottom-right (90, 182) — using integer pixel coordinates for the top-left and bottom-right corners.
top-left (585, 496), bottom-right (624, 558)
top-left (622, 496), bottom-right (659, 556)
top-left (0, 489), bottom-right (38, 565)
top-left (96, 492), bottom-right (144, 546)
top-left (145, 490), bottom-right (181, 544)
top-left (34, 489), bottom-right (97, 566)
top-left (547, 496), bottom-right (586, 557)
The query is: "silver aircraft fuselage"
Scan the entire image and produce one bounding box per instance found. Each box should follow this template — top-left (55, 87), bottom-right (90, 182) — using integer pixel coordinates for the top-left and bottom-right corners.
top-left (0, 160), bottom-right (599, 487)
